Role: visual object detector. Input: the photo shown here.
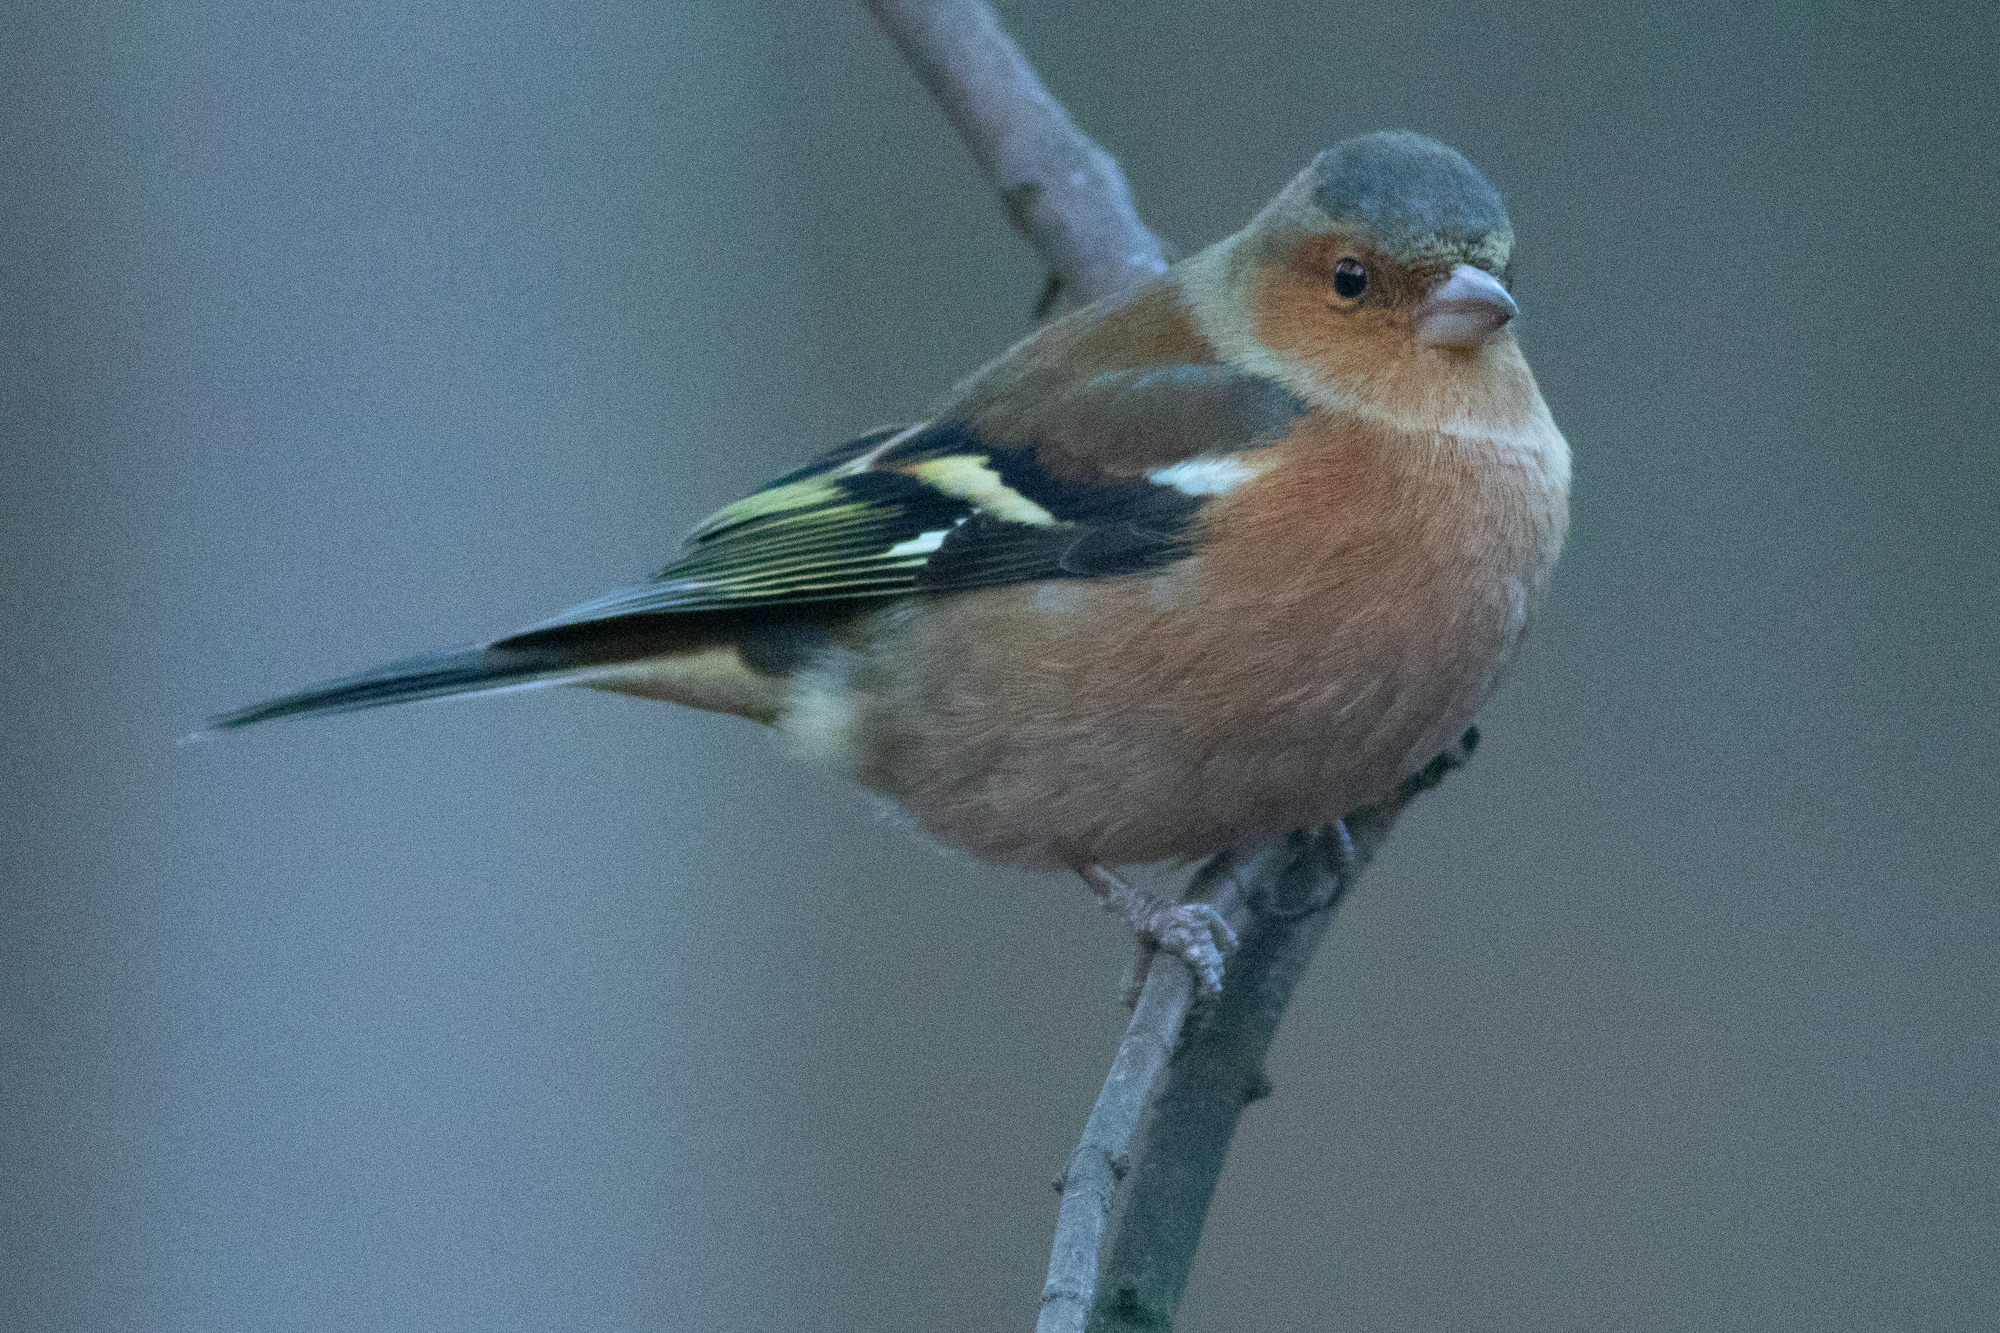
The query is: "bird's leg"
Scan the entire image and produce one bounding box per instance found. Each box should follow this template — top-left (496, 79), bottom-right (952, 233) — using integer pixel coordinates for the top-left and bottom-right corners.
top-left (1078, 864), bottom-right (1237, 1002)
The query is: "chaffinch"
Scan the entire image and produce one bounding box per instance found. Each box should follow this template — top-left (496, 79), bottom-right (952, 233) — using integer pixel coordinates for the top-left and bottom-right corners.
top-left (218, 130), bottom-right (1570, 988)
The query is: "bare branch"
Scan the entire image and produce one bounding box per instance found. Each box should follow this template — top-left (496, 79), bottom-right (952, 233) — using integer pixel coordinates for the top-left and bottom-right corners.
top-left (866, 6), bottom-right (1480, 1328)
top-left (1038, 946), bottom-right (1196, 1333)
top-left (1036, 840), bottom-right (1292, 1333)
top-left (1088, 736), bottom-right (1476, 1330)
top-left (865, 0), bottom-right (1169, 305)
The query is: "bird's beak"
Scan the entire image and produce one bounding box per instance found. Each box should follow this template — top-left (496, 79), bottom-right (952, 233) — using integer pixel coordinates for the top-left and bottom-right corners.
top-left (1416, 264), bottom-right (1517, 349)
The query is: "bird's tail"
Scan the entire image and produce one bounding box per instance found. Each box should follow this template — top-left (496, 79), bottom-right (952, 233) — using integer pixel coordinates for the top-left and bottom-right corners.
top-left (205, 640), bottom-right (624, 731)
top-left (204, 593), bottom-right (846, 737)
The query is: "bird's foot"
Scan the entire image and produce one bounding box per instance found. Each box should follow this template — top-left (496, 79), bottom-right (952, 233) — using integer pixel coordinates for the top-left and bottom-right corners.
top-left (1079, 865), bottom-right (1237, 1001)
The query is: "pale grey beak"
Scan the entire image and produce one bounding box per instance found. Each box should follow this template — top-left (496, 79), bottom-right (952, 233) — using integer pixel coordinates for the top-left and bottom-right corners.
top-left (1416, 263), bottom-right (1517, 349)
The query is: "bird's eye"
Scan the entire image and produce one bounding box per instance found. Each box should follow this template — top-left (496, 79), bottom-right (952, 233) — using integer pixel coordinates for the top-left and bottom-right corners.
top-left (1332, 258), bottom-right (1367, 300)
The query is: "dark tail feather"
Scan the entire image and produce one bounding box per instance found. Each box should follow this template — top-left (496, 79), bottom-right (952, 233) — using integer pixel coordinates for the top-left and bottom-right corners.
top-left (206, 641), bottom-right (604, 731)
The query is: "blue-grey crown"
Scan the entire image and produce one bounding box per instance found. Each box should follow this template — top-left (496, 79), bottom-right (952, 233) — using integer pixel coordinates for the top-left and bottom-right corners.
top-left (1309, 130), bottom-right (1511, 264)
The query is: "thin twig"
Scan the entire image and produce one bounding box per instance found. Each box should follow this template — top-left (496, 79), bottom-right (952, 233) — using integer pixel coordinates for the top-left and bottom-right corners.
top-left (1036, 840), bottom-right (1291, 1333)
top-left (866, 5), bottom-right (1478, 1328)
top-left (1038, 949), bottom-right (1194, 1332)
top-left (1047, 737), bottom-right (1475, 1333)
top-left (865, 0), bottom-right (1169, 306)
top-left (1087, 738), bottom-right (1477, 1330)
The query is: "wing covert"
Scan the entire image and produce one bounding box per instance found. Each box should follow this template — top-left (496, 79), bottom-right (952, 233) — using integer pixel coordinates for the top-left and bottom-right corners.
top-left (514, 357), bottom-right (1301, 632)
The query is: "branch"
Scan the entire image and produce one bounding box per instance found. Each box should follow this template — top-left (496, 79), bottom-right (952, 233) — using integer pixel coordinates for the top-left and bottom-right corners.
top-left (866, 5), bottom-right (1477, 1327)
top-left (865, 0), bottom-right (1169, 306)
top-left (1037, 736), bottom-right (1475, 1333)
top-left (1036, 836), bottom-right (1296, 1333)
top-left (1084, 736), bottom-right (1477, 1331)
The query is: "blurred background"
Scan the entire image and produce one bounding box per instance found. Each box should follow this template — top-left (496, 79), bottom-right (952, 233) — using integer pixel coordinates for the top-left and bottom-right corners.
top-left (4, 1), bottom-right (1996, 1328)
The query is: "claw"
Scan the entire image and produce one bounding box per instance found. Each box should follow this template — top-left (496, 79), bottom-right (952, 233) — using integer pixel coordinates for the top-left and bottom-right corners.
top-left (1144, 901), bottom-right (1235, 997)
top-left (1080, 865), bottom-right (1238, 998)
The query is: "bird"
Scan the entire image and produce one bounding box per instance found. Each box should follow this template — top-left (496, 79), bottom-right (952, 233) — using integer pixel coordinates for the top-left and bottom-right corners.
top-left (214, 130), bottom-right (1570, 993)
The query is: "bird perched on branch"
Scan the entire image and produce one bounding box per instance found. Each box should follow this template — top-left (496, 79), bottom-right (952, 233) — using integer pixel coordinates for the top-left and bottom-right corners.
top-left (216, 130), bottom-right (1569, 993)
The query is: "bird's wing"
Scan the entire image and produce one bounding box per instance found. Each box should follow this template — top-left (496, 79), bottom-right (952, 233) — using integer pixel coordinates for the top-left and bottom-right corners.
top-left (518, 364), bottom-right (1304, 628)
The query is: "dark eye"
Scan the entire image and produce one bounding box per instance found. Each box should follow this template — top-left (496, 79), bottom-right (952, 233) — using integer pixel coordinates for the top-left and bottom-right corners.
top-left (1333, 257), bottom-right (1367, 300)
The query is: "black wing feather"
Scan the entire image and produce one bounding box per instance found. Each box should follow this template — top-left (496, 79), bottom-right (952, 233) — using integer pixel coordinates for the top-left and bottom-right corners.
top-left (515, 361), bottom-right (1294, 631)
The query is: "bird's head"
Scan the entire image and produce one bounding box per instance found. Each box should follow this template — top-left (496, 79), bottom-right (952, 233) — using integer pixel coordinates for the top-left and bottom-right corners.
top-left (1183, 131), bottom-right (1535, 430)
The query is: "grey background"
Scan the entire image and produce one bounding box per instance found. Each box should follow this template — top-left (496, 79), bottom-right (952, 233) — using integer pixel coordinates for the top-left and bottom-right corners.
top-left (5, 1), bottom-right (1996, 1329)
